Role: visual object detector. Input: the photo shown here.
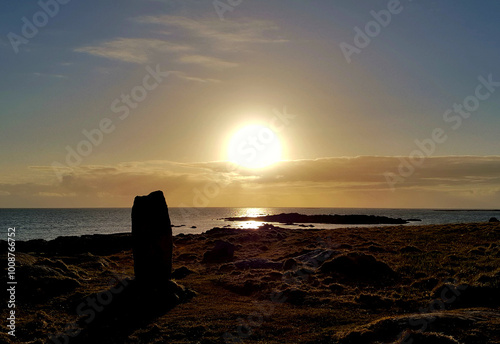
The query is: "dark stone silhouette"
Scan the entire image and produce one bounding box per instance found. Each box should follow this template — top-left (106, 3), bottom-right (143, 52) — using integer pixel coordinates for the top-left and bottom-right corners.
top-left (489, 217), bottom-right (499, 222)
top-left (68, 191), bottom-right (194, 343)
top-left (132, 190), bottom-right (173, 283)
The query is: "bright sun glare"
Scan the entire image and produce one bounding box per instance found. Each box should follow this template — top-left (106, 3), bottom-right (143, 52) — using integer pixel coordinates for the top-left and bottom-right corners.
top-left (227, 125), bottom-right (282, 169)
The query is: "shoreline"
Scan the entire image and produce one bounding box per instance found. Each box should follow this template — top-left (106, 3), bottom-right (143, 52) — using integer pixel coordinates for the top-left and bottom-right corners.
top-left (4, 220), bottom-right (496, 245)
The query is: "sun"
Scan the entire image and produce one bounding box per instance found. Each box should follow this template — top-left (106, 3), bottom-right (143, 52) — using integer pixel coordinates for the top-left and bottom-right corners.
top-left (227, 125), bottom-right (282, 169)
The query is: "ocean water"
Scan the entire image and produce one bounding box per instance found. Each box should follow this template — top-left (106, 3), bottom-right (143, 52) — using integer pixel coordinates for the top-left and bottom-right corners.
top-left (0, 207), bottom-right (498, 241)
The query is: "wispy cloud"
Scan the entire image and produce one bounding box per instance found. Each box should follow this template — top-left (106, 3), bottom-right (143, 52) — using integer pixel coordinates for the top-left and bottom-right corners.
top-left (74, 38), bottom-right (192, 64)
top-left (169, 71), bottom-right (221, 83)
top-left (136, 15), bottom-right (288, 48)
top-left (34, 72), bottom-right (67, 79)
top-left (177, 54), bottom-right (238, 69)
top-left (74, 15), bottom-right (287, 70)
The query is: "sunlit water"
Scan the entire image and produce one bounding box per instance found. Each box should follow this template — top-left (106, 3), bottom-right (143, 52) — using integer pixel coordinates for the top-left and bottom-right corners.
top-left (0, 207), bottom-right (498, 241)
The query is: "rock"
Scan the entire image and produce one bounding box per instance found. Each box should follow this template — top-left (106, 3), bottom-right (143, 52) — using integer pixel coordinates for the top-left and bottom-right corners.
top-left (172, 266), bottom-right (195, 279)
top-left (489, 217), bottom-right (499, 222)
top-left (240, 280), bottom-right (262, 295)
top-left (335, 309), bottom-right (488, 344)
top-left (177, 253), bottom-right (197, 261)
top-left (355, 294), bottom-right (392, 309)
top-left (394, 331), bottom-right (461, 344)
top-left (476, 270), bottom-right (500, 285)
top-left (411, 277), bottom-right (439, 290)
top-left (327, 283), bottom-right (345, 293)
top-left (191, 225), bottom-right (197, 228)
top-left (16, 262), bottom-right (81, 301)
top-left (319, 252), bottom-right (398, 284)
top-left (15, 233), bottom-right (133, 256)
top-left (282, 288), bottom-right (307, 305)
top-left (283, 258), bottom-right (299, 271)
top-left (368, 245), bottom-right (386, 253)
top-left (432, 283), bottom-right (500, 308)
top-left (219, 277), bottom-right (264, 296)
top-left (294, 249), bottom-right (339, 268)
top-left (234, 258), bottom-right (282, 270)
top-left (400, 245), bottom-right (422, 253)
top-left (224, 212), bottom-right (410, 224)
top-left (338, 244), bottom-right (353, 250)
top-left (202, 240), bottom-right (235, 263)
top-left (296, 267), bottom-right (316, 276)
top-left (132, 190), bottom-right (173, 284)
top-left (262, 271), bottom-right (283, 281)
top-left (218, 263), bottom-right (236, 272)
top-left (468, 247), bottom-right (485, 255)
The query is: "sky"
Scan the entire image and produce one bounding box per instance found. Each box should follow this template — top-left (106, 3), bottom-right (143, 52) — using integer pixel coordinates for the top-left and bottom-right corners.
top-left (0, 0), bottom-right (499, 208)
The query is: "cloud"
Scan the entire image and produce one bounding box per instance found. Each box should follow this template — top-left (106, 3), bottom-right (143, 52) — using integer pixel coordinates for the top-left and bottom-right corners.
top-left (73, 14), bottom-right (287, 90)
top-left (169, 71), bottom-right (221, 83)
top-left (176, 55), bottom-right (238, 69)
top-left (74, 16), bottom-right (286, 66)
top-left (34, 72), bottom-right (67, 79)
top-left (136, 15), bottom-right (288, 48)
top-left (4, 156), bottom-right (500, 208)
top-left (185, 155), bottom-right (500, 191)
top-left (75, 38), bottom-right (192, 64)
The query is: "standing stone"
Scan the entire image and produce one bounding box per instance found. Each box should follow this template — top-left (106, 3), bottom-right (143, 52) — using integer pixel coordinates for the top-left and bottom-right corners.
top-left (132, 190), bottom-right (173, 284)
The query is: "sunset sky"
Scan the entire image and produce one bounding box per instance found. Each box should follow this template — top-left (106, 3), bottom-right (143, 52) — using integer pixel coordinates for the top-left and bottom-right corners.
top-left (1, 0), bottom-right (499, 208)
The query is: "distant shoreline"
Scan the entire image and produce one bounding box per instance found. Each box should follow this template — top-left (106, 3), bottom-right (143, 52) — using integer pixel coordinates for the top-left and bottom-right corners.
top-left (2, 208), bottom-right (498, 242)
top-left (433, 209), bottom-right (500, 212)
top-left (223, 212), bottom-right (413, 225)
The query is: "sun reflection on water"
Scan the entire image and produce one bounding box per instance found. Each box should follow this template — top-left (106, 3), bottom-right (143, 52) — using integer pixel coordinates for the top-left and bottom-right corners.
top-left (236, 221), bottom-right (266, 229)
top-left (233, 208), bottom-right (271, 229)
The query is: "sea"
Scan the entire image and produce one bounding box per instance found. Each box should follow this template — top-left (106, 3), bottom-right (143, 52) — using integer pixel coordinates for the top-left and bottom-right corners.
top-left (0, 207), bottom-right (499, 242)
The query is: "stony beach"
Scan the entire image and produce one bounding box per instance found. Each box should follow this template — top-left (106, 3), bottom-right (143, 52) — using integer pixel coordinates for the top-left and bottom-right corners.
top-left (1, 222), bottom-right (500, 343)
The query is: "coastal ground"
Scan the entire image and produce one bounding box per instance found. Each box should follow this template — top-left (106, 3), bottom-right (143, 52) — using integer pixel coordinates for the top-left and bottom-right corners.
top-left (1, 222), bottom-right (500, 343)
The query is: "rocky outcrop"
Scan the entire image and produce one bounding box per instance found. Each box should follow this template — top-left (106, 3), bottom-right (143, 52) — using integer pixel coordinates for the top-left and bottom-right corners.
top-left (202, 240), bottom-right (235, 263)
top-left (319, 252), bottom-right (398, 284)
top-left (224, 212), bottom-right (412, 224)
